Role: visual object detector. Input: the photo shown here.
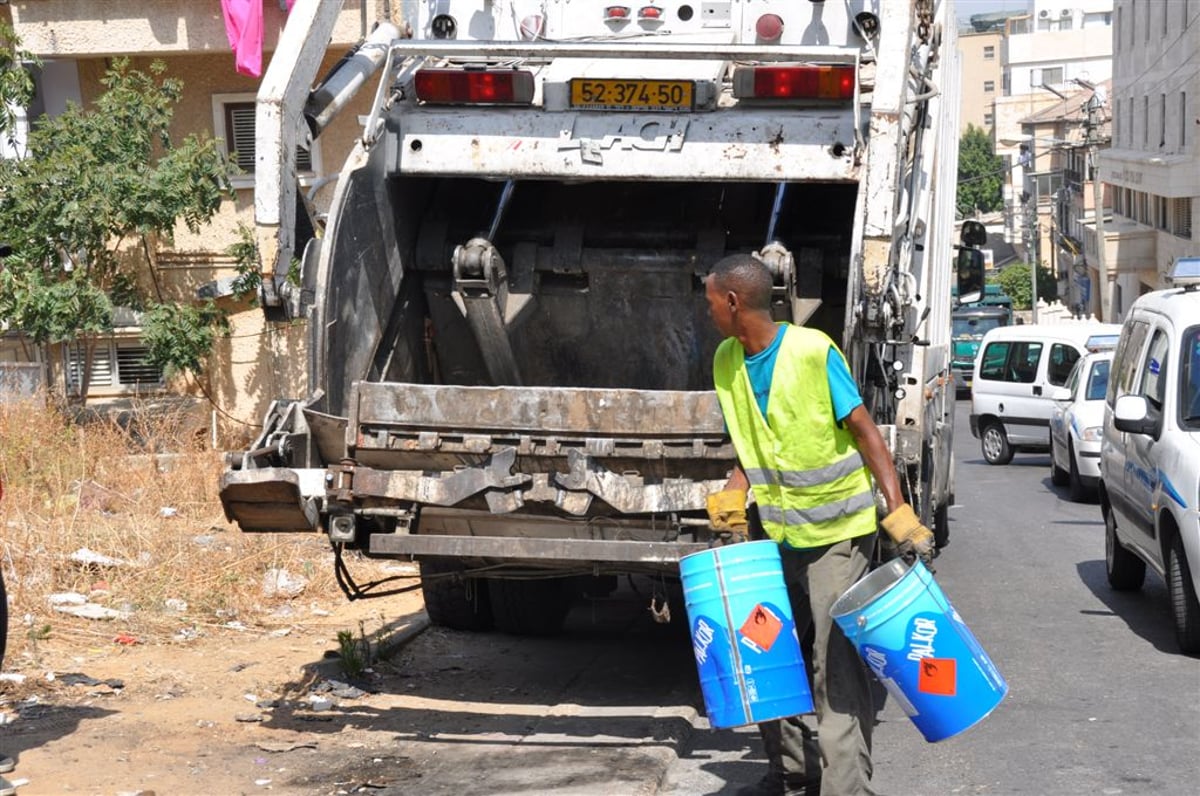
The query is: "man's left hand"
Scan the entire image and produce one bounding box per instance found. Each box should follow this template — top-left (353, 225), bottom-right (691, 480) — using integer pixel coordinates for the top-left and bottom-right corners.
top-left (881, 503), bottom-right (936, 570)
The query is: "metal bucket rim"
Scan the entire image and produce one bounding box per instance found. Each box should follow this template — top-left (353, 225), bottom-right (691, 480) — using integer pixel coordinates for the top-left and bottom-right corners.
top-left (829, 557), bottom-right (917, 620)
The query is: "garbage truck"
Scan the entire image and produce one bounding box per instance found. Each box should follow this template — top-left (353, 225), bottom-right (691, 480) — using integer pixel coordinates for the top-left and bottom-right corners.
top-left (220, 0), bottom-right (978, 634)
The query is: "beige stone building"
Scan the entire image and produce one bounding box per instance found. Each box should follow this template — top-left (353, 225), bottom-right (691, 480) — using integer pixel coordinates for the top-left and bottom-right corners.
top-left (1097, 0), bottom-right (1199, 321)
top-left (958, 29), bottom-right (1004, 135)
top-left (2, 1), bottom-right (393, 437)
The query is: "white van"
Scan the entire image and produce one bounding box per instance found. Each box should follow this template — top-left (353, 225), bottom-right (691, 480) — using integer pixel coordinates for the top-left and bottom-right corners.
top-left (1099, 257), bottom-right (1200, 653)
top-left (969, 322), bottom-right (1121, 464)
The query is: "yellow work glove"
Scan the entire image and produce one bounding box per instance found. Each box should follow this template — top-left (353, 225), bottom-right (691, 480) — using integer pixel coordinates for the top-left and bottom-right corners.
top-left (706, 489), bottom-right (748, 545)
top-left (880, 503), bottom-right (936, 570)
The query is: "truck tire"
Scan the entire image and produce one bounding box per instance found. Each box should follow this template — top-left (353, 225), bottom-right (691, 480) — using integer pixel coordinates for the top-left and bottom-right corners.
top-left (419, 558), bottom-right (494, 631)
top-left (1167, 535), bottom-right (1200, 654)
top-left (0, 564), bottom-right (7, 669)
top-left (1104, 502), bottom-right (1145, 591)
top-left (488, 577), bottom-right (571, 636)
top-left (933, 502), bottom-right (950, 549)
top-left (980, 422), bottom-right (1013, 465)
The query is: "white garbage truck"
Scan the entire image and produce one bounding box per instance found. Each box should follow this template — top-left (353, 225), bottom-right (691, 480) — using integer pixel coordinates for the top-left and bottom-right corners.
top-left (220, 0), bottom-right (980, 634)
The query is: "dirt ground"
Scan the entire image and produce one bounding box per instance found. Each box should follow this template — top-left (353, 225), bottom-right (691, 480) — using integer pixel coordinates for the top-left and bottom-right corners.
top-left (1, 577), bottom-right (431, 796)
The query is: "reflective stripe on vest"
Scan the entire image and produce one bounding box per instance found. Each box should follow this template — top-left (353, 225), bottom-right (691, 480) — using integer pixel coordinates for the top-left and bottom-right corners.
top-left (713, 324), bottom-right (876, 549)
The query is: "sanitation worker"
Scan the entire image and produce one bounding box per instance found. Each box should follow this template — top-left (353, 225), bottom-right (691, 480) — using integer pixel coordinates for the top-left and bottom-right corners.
top-left (703, 253), bottom-right (935, 796)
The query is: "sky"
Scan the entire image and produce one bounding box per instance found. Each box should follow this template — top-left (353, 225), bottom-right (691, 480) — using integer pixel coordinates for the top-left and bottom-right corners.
top-left (955, 0), bottom-right (1032, 23)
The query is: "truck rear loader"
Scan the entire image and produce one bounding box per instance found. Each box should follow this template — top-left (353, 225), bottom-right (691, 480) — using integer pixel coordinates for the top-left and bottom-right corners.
top-left (220, 0), bottom-right (979, 634)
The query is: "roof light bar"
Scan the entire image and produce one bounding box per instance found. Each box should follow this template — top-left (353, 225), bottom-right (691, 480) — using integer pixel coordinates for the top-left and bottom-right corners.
top-left (414, 69), bottom-right (535, 105)
top-left (732, 65), bottom-right (855, 101)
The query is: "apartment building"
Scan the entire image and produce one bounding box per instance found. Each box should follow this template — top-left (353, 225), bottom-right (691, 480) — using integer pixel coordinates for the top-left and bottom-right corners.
top-left (2, 1), bottom-right (389, 432)
top-left (1097, 0), bottom-right (1199, 320)
top-left (993, 0), bottom-right (1114, 294)
top-left (959, 28), bottom-right (1005, 135)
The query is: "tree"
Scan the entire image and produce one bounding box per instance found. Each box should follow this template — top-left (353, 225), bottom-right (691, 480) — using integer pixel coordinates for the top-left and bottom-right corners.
top-left (994, 262), bottom-right (1059, 310)
top-left (956, 124), bottom-right (1004, 218)
top-left (0, 54), bottom-right (235, 401)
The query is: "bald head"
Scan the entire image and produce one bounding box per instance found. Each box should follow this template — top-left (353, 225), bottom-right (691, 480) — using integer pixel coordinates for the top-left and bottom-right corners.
top-left (708, 254), bottom-right (773, 312)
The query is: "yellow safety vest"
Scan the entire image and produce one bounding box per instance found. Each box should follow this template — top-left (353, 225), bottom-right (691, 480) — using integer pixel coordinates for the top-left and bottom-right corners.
top-left (713, 324), bottom-right (877, 549)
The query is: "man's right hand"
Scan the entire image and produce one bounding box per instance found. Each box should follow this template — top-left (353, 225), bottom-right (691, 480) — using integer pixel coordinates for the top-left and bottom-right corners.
top-left (706, 489), bottom-right (749, 544)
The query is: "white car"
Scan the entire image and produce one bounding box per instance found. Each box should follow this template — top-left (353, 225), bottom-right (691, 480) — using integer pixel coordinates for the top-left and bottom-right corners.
top-left (1049, 351), bottom-right (1112, 501)
top-left (1099, 256), bottom-right (1200, 654)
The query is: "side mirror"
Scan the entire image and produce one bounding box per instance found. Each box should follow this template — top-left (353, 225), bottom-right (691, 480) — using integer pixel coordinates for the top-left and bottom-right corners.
top-left (1113, 395), bottom-right (1159, 437)
top-left (956, 248), bottom-right (985, 305)
top-left (1050, 386), bottom-right (1073, 402)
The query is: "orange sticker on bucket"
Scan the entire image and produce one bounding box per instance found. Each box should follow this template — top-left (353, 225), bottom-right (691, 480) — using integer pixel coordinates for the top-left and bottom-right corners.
top-left (918, 658), bottom-right (957, 696)
top-left (739, 604), bottom-right (783, 652)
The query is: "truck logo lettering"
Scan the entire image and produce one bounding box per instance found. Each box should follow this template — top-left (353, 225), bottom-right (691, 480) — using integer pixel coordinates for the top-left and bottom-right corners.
top-left (559, 119), bottom-right (689, 164)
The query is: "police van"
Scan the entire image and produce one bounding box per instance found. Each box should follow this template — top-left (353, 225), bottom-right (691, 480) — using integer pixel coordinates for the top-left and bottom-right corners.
top-left (1100, 257), bottom-right (1200, 654)
top-left (969, 322), bottom-right (1120, 465)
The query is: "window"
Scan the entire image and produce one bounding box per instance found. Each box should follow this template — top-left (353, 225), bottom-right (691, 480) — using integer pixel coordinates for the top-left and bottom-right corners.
top-left (983, 45), bottom-right (995, 60)
top-left (1085, 360), bottom-right (1110, 401)
top-left (213, 93), bottom-right (318, 188)
top-left (1143, 95), bottom-right (1149, 146)
top-left (1114, 98), bottom-right (1122, 145)
top-left (1039, 66), bottom-right (1064, 85)
top-left (1182, 92), bottom-right (1189, 149)
top-left (1157, 195), bottom-right (1169, 230)
top-left (1160, 93), bottom-right (1167, 147)
top-left (979, 340), bottom-right (1044, 383)
top-left (1139, 330), bottom-right (1170, 409)
top-left (67, 339), bottom-right (164, 394)
top-left (1047, 343), bottom-right (1081, 387)
top-left (1083, 11), bottom-right (1112, 27)
top-left (984, 80), bottom-right (995, 93)
top-left (979, 341), bottom-right (1011, 381)
top-left (983, 112), bottom-right (994, 127)
top-left (1174, 197), bottom-right (1193, 239)
top-left (1109, 320), bottom-right (1149, 406)
top-left (1182, 327), bottom-right (1200, 427)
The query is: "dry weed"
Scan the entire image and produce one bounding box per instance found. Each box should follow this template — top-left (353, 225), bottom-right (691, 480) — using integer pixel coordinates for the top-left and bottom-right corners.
top-left (1, 395), bottom-right (352, 667)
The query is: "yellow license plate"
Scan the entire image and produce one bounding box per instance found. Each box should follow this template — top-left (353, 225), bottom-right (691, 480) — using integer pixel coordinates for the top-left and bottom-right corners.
top-left (569, 79), bottom-right (694, 111)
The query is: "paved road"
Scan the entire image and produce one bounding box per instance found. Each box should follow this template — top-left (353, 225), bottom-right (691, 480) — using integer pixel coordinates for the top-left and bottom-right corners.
top-left (309, 402), bottom-right (1198, 795)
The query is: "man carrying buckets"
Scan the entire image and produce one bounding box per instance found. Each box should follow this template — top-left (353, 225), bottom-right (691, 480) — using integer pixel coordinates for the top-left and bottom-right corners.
top-left (703, 254), bottom-right (935, 796)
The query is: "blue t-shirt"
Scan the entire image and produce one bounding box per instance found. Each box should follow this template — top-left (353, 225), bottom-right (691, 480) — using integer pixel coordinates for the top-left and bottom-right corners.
top-left (743, 325), bottom-right (863, 425)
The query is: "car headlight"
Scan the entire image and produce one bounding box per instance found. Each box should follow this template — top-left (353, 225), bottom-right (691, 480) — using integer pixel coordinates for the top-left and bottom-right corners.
top-left (1080, 425), bottom-right (1103, 442)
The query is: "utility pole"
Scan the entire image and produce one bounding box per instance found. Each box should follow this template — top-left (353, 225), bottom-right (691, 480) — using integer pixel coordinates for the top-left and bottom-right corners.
top-left (1084, 89), bottom-right (1111, 321)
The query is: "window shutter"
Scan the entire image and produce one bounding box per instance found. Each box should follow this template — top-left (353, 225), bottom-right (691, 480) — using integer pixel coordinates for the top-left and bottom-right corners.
top-left (224, 101), bottom-right (312, 173)
top-left (115, 344), bottom-right (164, 386)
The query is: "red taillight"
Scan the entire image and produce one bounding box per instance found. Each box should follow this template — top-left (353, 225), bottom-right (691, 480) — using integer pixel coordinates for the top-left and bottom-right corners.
top-left (413, 69), bottom-right (535, 105)
top-left (756, 13), bottom-right (784, 42)
top-left (732, 66), bottom-right (855, 100)
top-left (606, 6), bottom-right (630, 19)
top-left (639, 6), bottom-right (662, 19)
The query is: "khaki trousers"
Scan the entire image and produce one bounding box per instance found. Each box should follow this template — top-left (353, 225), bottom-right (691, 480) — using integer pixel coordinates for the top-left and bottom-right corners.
top-left (758, 533), bottom-right (877, 796)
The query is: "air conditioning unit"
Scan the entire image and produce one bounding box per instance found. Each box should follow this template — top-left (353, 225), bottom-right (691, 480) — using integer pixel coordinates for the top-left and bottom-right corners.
top-left (1039, 9), bottom-right (1051, 19)
top-left (1060, 8), bottom-right (1071, 18)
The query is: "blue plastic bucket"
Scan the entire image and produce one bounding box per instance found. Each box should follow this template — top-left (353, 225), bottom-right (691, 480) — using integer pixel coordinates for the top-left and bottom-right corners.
top-left (830, 559), bottom-right (1007, 742)
top-left (680, 540), bottom-right (814, 729)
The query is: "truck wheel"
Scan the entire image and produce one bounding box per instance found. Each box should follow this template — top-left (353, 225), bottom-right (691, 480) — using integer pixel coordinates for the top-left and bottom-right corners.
top-left (1167, 535), bottom-right (1200, 654)
top-left (419, 557), bottom-right (494, 631)
top-left (1104, 502), bottom-right (1145, 591)
top-left (933, 502), bottom-right (950, 549)
top-left (0, 563), bottom-right (7, 669)
top-left (488, 577), bottom-right (571, 636)
top-left (980, 422), bottom-right (1013, 465)
top-left (1049, 438), bottom-right (1069, 486)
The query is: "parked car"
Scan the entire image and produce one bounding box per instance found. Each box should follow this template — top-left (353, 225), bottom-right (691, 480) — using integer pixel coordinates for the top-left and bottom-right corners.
top-left (970, 322), bottom-right (1121, 464)
top-left (1099, 257), bottom-right (1200, 654)
top-left (1049, 350), bottom-right (1113, 501)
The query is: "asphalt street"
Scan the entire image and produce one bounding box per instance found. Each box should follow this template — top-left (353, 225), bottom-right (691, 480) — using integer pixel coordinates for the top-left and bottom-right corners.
top-left (668, 401), bottom-right (1200, 795)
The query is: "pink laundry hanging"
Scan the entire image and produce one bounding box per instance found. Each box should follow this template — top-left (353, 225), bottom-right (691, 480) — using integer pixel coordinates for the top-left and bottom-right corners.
top-left (221, 0), bottom-right (296, 78)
